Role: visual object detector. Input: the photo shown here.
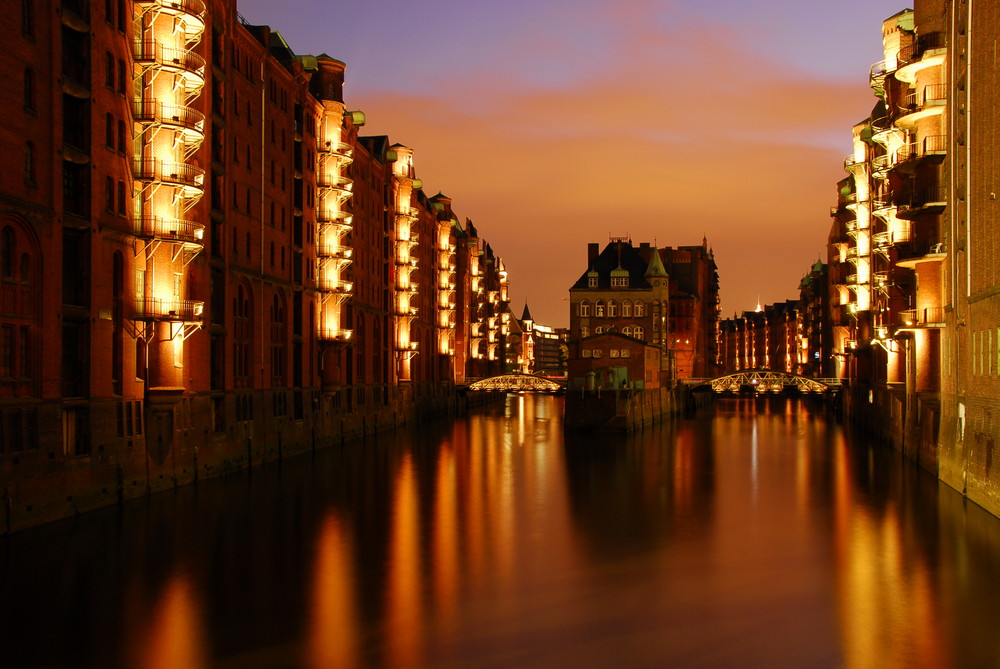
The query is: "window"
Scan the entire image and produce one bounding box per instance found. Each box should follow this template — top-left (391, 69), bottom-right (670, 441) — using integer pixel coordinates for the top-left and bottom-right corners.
top-left (588, 276), bottom-right (598, 288)
top-left (595, 326), bottom-right (604, 335)
top-left (622, 300), bottom-right (632, 317)
top-left (582, 349), bottom-right (592, 358)
top-left (106, 113), bottom-right (115, 147)
top-left (117, 180), bottom-right (127, 214)
top-left (105, 177), bottom-right (115, 212)
top-left (118, 120), bottom-right (127, 153)
top-left (621, 349), bottom-right (631, 358)
top-left (622, 326), bottom-right (632, 337)
top-left (595, 300), bottom-right (605, 317)
top-left (105, 53), bottom-right (115, 88)
top-left (1, 228), bottom-right (14, 279)
top-left (23, 68), bottom-right (34, 111)
top-left (634, 326), bottom-right (644, 339)
top-left (592, 349), bottom-right (603, 358)
top-left (634, 300), bottom-right (644, 317)
top-left (580, 326), bottom-right (589, 338)
top-left (608, 300), bottom-right (617, 317)
top-left (610, 349), bottom-right (620, 358)
top-left (611, 276), bottom-right (627, 287)
top-left (24, 142), bottom-right (34, 185)
top-left (22, 0), bottom-right (33, 37)
top-left (580, 300), bottom-right (590, 317)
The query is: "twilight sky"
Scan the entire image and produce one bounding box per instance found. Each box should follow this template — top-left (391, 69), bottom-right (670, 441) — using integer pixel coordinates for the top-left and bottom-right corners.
top-left (239, 0), bottom-right (909, 328)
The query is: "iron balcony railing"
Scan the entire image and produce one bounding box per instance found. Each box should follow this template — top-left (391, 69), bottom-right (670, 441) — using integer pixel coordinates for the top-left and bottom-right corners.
top-left (898, 307), bottom-right (946, 327)
top-left (134, 217), bottom-right (205, 244)
top-left (135, 0), bottom-right (207, 20)
top-left (317, 328), bottom-right (353, 342)
top-left (133, 40), bottom-right (206, 78)
top-left (135, 297), bottom-right (204, 321)
top-left (132, 99), bottom-right (206, 133)
top-left (133, 159), bottom-right (205, 188)
top-left (900, 84), bottom-right (948, 112)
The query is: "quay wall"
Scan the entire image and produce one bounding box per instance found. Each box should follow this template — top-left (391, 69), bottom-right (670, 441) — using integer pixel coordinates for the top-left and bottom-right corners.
top-left (2, 387), bottom-right (501, 534)
top-left (564, 387), bottom-right (678, 432)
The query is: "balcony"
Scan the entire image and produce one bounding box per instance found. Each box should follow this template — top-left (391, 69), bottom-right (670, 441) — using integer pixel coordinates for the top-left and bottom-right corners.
top-left (135, 0), bottom-right (207, 41)
top-left (318, 328), bottom-right (353, 342)
top-left (317, 174), bottom-right (353, 199)
top-left (135, 217), bottom-right (205, 245)
top-left (843, 155), bottom-right (862, 172)
top-left (896, 84), bottom-right (947, 128)
top-left (896, 187), bottom-right (946, 219)
top-left (134, 159), bottom-right (205, 193)
top-left (396, 207), bottom-right (419, 222)
top-left (133, 99), bottom-right (205, 140)
top-left (896, 32), bottom-right (947, 84)
top-left (317, 209), bottom-right (352, 228)
top-left (135, 297), bottom-right (204, 322)
top-left (898, 307), bottom-right (945, 328)
top-left (868, 116), bottom-right (898, 146)
top-left (317, 276), bottom-right (353, 293)
top-left (318, 141), bottom-right (353, 166)
top-left (896, 237), bottom-right (946, 268)
top-left (317, 245), bottom-right (352, 260)
top-left (133, 41), bottom-right (206, 88)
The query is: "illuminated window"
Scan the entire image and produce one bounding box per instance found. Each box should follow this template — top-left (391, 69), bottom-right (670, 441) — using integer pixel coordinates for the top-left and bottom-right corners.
top-left (580, 300), bottom-right (590, 317)
top-left (580, 326), bottom-right (589, 337)
top-left (595, 326), bottom-right (604, 334)
top-left (592, 349), bottom-right (603, 358)
top-left (634, 300), bottom-right (644, 317)
top-left (621, 349), bottom-right (631, 358)
top-left (595, 300), bottom-right (605, 317)
top-left (634, 326), bottom-right (644, 339)
top-left (582, 349), bottom-right (592, 358)
top-left (622, 326), bottom-right (632, 337)
top-left (608, 300), bottom-right (617, 317)
top-left (622, 300), bottom-right (632, 317)
top-left (610, 349), bottom-right (620, 358)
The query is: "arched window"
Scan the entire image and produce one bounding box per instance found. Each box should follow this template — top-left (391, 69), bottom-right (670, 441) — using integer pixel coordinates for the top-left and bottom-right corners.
top-left (634, 326), bottom-right (644, 340)
top-left (0, 218), bottom-right (39, 398)
top-left (634, 300), bottom-right (645, 317)
top-left (579, 300), bottom-right (590, 317)
top-left (23, 68), bottom-right (34, 111)
top-left (580, 326), bottom-right (589, 338)
top-left (234, 283), bottom-right (252, 386)
top-left (271, 292), bottom-right (286, 383)
top-left (595, 326), bottom-right (604, 335)
top-left (608, 300), bottom-right (617, 317)
top-left (595, 300), bottom-right (605, 317)
top-left (622, 300), bottom-right (632, 317)
top-left (622, 326), bottom-right (633, 337)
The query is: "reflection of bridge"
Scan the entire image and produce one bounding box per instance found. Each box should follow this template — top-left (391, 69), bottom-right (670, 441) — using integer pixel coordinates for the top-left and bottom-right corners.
top-left (683, 370), bottom-right (842, 394)
top-left (467, 374), bottom-right (565, 392)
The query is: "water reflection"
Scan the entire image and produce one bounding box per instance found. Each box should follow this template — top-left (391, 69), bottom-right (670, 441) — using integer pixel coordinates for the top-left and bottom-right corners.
top-left (3, 396), bottom-right (1000, 667)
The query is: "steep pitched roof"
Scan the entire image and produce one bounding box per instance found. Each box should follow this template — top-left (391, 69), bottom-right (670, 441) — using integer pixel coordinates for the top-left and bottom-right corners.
top-left (570, 241), bottom-right (653, 291)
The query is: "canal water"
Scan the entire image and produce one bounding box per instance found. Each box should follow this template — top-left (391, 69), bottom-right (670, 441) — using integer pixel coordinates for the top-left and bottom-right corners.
top-left (3, 395), bottom-right (1000, 668)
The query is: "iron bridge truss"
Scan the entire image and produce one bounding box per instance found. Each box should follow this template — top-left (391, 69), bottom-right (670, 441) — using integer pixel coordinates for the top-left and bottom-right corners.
top-left (706, 370), bottom-right (838, 394)
top-left (468, 374), bottom-right (563, 392)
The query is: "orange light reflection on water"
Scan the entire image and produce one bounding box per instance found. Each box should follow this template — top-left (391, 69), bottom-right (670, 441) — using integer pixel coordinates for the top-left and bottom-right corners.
top-left (307, 513), bottom-right (358, 669)
top-left (130, 569), bottom-right (206, 669)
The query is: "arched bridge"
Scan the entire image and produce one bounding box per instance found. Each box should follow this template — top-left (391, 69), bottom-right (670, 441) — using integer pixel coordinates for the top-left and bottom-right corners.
top-left (467, 374), bottom-right (564, 392)
top-left (684, 370), bottom-right (841, 394)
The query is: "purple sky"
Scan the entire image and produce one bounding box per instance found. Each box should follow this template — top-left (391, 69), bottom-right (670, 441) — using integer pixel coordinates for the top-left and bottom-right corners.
top-left (239, 0), bottom-right (910, 327)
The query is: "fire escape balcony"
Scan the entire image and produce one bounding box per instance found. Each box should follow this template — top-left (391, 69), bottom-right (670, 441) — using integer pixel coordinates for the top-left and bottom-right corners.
top-left (134, 159), bottom-right (205, 196)
top-left (133, 40), bottom-right (206, 89)
top-left (317, 174), bottom-right (353, 199)
top-left (871, 153), bottom-right (892, 176)
top-left (317, 209), bottom-right (352, 230)
top-left (871, 193), bottom-right (895, 219)
top-left (317, 245), bottom-right (352, 261)
top-left (396, 207), bottom-right (419, 222)
top-left (318, 328), bottom-right (353, 342)
top-left (135, 216), bottom-right (205, 246)
top-left (896, 32), bottom-right (947, 84)
top-left (895, 84), bottom-right (947, 129)
top-left (318, 140), bottom-right (353, 165)
top-left (898, 307), bottom-right (946, 328)
top-left (317, 275), bottom-right (353, 294)
top-left (843, 155), bottom-right (863, 172)
top-left (132, 99), bottom-right (206, 144)
top-left (869, 116), bottom-right (898, 146)
top-left (135, 297), bottom-right (204, 322)
top-left (896, 187), bottom-right (946, 220)
top-left (135, 0), bottom-right (206, 41)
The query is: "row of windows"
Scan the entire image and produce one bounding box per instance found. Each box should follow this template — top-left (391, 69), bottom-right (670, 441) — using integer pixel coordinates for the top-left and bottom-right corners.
top-left (970, 328), bottom-right (1000, 376)
top-left (581, 349), bottom-right (632, 359)
top-left (581, 326), bottom-right (645, 339)
top-left (103, 52), bottom-right (128, 96)
top-left (579, 299), bottom-right (652, 318)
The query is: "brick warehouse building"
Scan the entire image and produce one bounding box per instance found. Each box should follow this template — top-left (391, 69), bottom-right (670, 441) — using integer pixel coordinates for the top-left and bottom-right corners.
top-left (830, 2), bottom-right (1000, 517)
top-left (0, 0), bottom-right (511, 531)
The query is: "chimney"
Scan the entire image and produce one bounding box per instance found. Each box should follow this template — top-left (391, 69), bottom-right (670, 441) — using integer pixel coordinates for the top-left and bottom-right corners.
top-left (588, 243), bottom-right (599, 265)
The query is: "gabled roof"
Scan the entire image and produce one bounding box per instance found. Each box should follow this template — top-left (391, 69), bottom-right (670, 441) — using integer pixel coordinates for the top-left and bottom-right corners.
top-left (570, 241), bottom-right (653, 291)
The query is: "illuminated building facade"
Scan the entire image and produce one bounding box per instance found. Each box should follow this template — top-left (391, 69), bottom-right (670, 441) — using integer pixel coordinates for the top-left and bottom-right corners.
top-left (718, 301), bottom-right (801, 375)
top-left (834, 1), bottom-right (1000, 516)
top-left (0, 0), bottom-right (514, 531)
top-left (568, 239), bottom-right (670, 388)
top-left (506, 303), bottom-right (566, 377)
